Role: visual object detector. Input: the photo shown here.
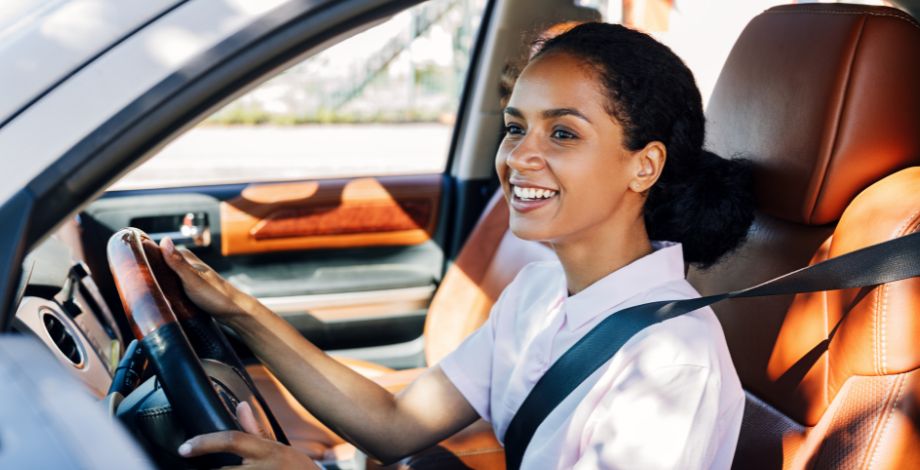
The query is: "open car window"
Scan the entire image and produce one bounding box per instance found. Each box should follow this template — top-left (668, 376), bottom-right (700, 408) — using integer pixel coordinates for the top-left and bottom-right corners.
top-left (111, 0), bottom-right (488, 191)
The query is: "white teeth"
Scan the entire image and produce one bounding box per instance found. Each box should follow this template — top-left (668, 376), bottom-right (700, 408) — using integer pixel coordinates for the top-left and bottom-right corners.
top-left (513, 185), bottom-right (557, 200)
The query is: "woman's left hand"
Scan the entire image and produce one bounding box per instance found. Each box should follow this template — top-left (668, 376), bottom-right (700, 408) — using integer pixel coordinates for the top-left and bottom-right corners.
top-left (178, 401), bottom-right (322, 469)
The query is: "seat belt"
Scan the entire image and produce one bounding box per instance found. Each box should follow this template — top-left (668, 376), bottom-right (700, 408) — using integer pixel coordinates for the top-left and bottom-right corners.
top-left (504, 231), bottom-right (920, 470)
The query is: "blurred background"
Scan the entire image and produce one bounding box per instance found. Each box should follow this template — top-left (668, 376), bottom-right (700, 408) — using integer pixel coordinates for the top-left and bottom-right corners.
top-left (112, 0), bottom-right (894, 190)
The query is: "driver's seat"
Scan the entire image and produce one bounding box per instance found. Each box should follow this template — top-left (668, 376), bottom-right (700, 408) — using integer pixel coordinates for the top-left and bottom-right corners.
top-left (689, 4), bottom-right (920, 468)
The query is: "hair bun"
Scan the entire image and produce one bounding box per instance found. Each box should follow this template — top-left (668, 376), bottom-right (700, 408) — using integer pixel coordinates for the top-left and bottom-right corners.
top-left (645, 151), bottom-right (754, 268)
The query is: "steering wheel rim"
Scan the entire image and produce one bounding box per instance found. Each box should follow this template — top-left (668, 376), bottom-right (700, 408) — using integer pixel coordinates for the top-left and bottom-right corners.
top-left (106, 228), bottom-right (285, 448)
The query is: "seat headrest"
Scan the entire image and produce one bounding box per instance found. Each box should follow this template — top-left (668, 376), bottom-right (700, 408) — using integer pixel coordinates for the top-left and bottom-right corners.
top-left (706, 4), bottom-right (920, 225)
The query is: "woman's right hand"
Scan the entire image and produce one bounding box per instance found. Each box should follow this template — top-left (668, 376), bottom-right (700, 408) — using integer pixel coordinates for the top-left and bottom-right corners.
top-left (179, 401), bottom-right (323, 469)
top-left (159, 237), bottom-right (258, 325)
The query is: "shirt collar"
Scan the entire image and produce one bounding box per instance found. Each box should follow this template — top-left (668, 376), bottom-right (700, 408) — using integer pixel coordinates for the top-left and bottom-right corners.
top-left (562, 241), bottom-right (686, 330)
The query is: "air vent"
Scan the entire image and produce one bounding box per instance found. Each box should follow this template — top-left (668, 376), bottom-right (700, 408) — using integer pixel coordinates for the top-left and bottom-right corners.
top-left (42, 312), bottom-right (83, 367)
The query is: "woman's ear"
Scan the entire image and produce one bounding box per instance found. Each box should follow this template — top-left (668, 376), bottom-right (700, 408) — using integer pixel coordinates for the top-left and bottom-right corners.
top-left (629, 142), bottom-right (666, 193)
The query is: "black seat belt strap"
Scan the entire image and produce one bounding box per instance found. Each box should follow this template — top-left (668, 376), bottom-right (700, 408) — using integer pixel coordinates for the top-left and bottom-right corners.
top-left (504, 231), bottom-right (920, 470)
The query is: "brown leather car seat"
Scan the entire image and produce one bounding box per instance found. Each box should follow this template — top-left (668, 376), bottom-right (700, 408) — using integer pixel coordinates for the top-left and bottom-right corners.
top-left (249, 190), bottom-right (554, 464)
top-left (689, 4), bottom-right (920, 469)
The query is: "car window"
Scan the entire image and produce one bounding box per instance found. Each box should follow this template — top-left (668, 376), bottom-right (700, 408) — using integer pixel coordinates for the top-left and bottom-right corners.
top-left (111, 0), bottom-right (487, 190)
top-left (109, 0), bottom-right (897, 191)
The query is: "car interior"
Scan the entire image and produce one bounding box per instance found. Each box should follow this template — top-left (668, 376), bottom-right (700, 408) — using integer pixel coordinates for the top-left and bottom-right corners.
top-left (3, 1), bottom-right (920, 469)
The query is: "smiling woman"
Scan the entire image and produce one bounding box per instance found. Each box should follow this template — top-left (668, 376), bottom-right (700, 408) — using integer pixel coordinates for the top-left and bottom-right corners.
top-left (147, 19), bottom-right (756, 470)
top-left (4, 1), bottom-right (919, 469)
top-left (435, 22), bottom-right (755, 468)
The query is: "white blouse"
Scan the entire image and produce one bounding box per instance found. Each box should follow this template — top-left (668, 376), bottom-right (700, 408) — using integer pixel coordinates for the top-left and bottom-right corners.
top-left (438, 242), bottom-right (744, 469)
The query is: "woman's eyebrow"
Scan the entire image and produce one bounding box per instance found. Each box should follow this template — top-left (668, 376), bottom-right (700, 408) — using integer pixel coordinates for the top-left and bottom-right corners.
top-left (503, 107), bottom-right (592, 124)
top-left (543, 108), bottom-right (592, 124)
top-left (504, 107), bottom-right (524, 118)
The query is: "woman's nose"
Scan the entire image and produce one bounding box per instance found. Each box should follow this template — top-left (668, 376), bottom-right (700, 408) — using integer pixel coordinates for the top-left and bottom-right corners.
top-left (505, 137), bottom-right (545, 171)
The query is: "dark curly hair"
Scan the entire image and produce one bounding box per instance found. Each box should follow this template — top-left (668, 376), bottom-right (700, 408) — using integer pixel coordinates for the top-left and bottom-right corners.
top-left (532, 22), bottom-right (754, 268)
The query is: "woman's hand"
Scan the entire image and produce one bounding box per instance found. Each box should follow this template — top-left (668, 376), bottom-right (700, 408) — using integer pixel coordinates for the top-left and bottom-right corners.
top-left (159, 237), bottom-right (258, 324)
top-left (178, 401), bottom-right (322, 469)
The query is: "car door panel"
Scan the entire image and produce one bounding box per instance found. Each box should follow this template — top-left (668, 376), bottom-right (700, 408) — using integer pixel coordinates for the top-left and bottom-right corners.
top-left (220, 174), bottom-right (441, 255)
top-left (80, 174), bottom-right (445, 361)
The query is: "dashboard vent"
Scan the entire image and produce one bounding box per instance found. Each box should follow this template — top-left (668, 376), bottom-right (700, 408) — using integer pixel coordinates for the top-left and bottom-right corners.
top-left (42, 312), bottom-right (83, 367)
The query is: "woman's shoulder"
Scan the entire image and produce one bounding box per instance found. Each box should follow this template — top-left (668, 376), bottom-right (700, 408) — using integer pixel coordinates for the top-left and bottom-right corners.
top-left (622, 279), bottom-right (733, 372)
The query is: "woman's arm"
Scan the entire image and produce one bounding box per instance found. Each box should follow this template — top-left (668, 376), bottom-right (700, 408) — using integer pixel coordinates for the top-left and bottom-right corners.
top-left (160, 238), bottom-right (479, 463)
top-left (232, 298), bottom-right (479, 461)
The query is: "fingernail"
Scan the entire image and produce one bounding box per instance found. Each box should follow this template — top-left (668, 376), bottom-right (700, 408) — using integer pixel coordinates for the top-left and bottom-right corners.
top-left (165, 238), bottom-right (182, 259)
top-left (178, 442), bottom-right (191, 456)
top-left (237, 401), bottom-right (251, 414)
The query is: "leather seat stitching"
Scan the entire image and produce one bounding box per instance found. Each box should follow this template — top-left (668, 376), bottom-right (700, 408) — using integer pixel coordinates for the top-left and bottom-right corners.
top-left (880, 284), bottom-right (889, 375)
top-left (872, 273), bottom-right (882, 375)
top-left (882, 210), bottom-right (920, 374)
top-left (864, 374), bottom-right (906, 470)
top-left (892, 209), bottom-right (920, 238)
top-left (766, 10), bottom-right (920, 32)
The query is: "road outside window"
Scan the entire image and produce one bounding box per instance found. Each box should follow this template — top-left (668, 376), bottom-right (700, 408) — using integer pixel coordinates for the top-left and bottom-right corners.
top-left (111, 0), bottom-right (486, 190)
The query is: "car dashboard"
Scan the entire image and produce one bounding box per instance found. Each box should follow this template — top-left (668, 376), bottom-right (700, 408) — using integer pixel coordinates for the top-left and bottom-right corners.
top-left (12, 219), bottom-right (125, 398)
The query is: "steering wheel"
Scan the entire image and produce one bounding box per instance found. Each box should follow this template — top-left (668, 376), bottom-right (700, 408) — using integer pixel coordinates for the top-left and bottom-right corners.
top-left (106, 228), bottom-right (287, 464)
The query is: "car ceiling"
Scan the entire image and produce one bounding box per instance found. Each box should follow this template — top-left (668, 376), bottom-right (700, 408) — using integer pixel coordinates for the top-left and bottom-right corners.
top-left (0, 0), bottom-right (187, 127)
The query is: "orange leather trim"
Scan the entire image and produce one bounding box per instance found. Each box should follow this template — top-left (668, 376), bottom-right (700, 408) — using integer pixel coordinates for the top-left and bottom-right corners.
top-left (221, 175), bottom-right (441, 255)
top-left (251, 199), bottom-right (433, 240)
top-left (762, 236), bottom-right (834, 426)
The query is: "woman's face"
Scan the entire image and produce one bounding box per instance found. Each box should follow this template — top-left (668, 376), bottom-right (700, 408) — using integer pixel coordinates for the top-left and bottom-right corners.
top-left (497, 52), bottom-right (642, 244)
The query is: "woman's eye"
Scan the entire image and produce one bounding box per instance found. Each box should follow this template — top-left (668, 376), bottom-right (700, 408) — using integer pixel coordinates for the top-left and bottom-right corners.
top-left (504, 124), bottom-right (525, 136)
top-left (551, 128), bottom-right (577, 140)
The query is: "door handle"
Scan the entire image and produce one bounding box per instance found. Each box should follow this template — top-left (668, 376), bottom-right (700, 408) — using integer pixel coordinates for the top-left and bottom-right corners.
top-left (148, 212), bottom-right (211, 248)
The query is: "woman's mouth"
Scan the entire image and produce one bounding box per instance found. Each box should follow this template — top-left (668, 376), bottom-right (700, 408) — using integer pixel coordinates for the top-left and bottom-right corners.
top-left (510, 184), bottom-right (558, 212)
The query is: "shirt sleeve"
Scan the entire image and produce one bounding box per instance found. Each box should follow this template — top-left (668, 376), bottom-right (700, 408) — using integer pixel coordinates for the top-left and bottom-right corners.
top-left (436, 289), bottom-right (508, 423)
top-left (573, 363), bottom-right (726, 470)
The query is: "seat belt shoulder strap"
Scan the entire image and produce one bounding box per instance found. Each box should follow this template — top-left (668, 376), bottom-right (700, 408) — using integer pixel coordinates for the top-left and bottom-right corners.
top-left (503, 231), bottom-right (920, 470)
